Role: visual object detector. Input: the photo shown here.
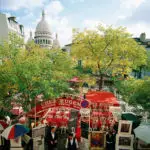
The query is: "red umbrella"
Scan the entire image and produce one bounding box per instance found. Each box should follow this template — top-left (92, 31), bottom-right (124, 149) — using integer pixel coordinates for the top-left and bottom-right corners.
top-left (0, 120), bottom-right (8, 129)
top-left (86, 91), bottom-right (120, 106)
top-left (68, 77), bottom-right (82, 83)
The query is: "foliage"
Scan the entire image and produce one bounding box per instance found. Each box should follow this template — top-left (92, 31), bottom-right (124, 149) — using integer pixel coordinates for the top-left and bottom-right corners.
top-left (115, 78), bottom-right (150, 112)
top-left (72, 25), bottom-right (147, 90)
top-left (0, 34), bottom-right (75, 111)
top-left (146, 50), bottom-right (150, 72)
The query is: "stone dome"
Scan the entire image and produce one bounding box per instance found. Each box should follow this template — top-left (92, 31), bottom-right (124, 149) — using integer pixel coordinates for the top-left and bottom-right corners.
top-left (34, 10), bottom-right (53, 49)
top-left (35, 17), bottom-right (50, 34)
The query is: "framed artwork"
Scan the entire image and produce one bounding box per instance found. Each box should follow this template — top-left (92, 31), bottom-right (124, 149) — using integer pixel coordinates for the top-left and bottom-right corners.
top-left (89, 131), bottom-right (106, 150)
top-left (116, 147), bottom-right (133, 150)
top-left (118, 120), bottom-right (132, 134)
top-left (116, 134), bottom-right (134, 149)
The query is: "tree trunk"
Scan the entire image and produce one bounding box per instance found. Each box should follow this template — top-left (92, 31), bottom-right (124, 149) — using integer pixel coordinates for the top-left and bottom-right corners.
top-left (98, 75), bottom-right (103, 91)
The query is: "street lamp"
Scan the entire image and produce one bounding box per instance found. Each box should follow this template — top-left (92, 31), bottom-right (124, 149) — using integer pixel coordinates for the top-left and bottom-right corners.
top-left (82, 82), bottom-right (89, 99)
top-left (34, 94), bottom-right (43, 127)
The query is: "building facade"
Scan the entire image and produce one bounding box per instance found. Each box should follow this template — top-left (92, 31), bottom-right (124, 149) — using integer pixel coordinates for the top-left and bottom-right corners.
top-left (0, 13), bottom-right (24, 43)
top-left (133, 33), bottom-right (150, 78)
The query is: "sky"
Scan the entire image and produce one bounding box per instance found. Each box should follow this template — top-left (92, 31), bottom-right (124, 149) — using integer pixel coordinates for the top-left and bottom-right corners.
top-left (0, 0), bottom-right (150, 46)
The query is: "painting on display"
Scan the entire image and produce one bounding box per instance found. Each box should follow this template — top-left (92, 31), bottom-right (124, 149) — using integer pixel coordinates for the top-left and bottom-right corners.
top-left (118, 120), bottom-right (132, 135)
top-left (116, 148), bottom-right (133, 150)
top-left (89, 131), bottom-right (106, 150)
top-left (116, 134), bottom-right (134, 149)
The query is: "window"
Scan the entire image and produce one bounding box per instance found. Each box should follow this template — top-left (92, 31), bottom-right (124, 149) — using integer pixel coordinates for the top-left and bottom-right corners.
top-left (43, 39), bottom-right (45, 44)
top-left (40, 39), bottom-right (42, 44)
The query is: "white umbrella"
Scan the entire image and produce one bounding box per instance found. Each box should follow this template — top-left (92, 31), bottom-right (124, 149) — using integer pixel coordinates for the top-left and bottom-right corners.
top-left (134, 123), bottom-right (150, 144)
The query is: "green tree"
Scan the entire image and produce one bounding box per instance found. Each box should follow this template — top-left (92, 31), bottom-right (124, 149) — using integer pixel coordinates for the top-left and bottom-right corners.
top-left (115, 78), bottom-right (150, 112)
top-left (72, 25), bottom-right (147, 90)
top-left (0, 34), bottom-right (75, 111)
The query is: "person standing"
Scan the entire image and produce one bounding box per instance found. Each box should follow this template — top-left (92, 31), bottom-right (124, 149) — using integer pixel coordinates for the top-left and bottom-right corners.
top-left (106, 131), bottom-right (115, 150)
top-left (65, 133), bottom-right (79, 150)
top-left (48, 127), bottom-right (58, 150)
top-left (44, 123), bottom-right (51, 150)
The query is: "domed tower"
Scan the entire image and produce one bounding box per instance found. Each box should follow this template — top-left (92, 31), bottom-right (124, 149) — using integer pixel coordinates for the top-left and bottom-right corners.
top-left (140, 32), bottom-right (146, 42)
top-left (34, 10), bottom-right (53, 49)
top-left (52, 33), bottom-right (60, 49)
top-left (27, 31), bottom-right (34, 43)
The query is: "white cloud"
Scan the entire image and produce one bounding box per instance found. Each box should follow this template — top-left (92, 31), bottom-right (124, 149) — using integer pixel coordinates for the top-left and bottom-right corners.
top-left (56, 17), bottom-right (72, 45)
top-left (45, 0), bottom-right (64, 16)
top-left (118, 15), bottom-right (127, 20)
top-left (46, 16), bottom-right (72, 46)
top-left (120, 0), bottom-right (145, 9)
top-left (70, 0), bottom-right (85, 3)
top-left (5, 12), bottom-right (11, 17)
top-left (83, 19), bottom-right (106, 30)
top-left (1, 0), bottom-right (46, 10)
top-left (126, 23), bottom-right (150, 38)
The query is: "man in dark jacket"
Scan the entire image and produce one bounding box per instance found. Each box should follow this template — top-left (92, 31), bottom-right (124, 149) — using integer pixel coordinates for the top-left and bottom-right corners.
top-left (48, 127), bottom-right (58, 150)
top-left (44, 123), bottom-right (51, 150)
top-left (65, 133), bottom-right (79, 150)
top-left (106, 130), bottom-right (115, 150)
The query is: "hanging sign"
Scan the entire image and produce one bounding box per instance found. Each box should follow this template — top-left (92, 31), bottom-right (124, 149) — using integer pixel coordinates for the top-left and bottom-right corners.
top-left (81, 100), bottom-right (89, 108)
top-left (80, 108), bottom-right (90, 117)
top-left (27, 97), bottom-right (81, 118)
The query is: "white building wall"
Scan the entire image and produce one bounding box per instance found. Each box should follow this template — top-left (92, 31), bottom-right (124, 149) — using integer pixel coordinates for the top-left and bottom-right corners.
top-left (0, 13), bottom-right (9, 42)
top-left (0, 13), bottom-right (24, 44)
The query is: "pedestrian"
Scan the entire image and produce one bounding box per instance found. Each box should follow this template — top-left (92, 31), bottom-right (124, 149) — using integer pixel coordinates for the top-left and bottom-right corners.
top-left (65, 133), bottom-right (79, 150)
top-left (48, 127), bottom-right (58, 150)
top-left (106, 130), bottom-right (115, 150)
top-left (44, 122), bottom-right (51, 150)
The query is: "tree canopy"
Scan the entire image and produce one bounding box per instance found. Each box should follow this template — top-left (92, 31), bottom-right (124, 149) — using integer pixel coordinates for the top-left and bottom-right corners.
top-left (72, 25), bottom-right (147, 89)
top-left (0, 34), bottom-right (76, 111)
top-left (115, 77), bottom-right (150, 112)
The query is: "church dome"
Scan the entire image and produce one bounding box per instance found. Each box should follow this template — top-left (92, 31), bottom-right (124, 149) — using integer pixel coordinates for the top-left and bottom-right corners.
top-left (34, 10), bottom-right (53, 49)
top-left (35, 18), bottom-right (50, 33)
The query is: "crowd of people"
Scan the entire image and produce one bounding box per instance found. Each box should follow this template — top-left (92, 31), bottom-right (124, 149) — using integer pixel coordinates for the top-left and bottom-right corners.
top-left (0, 118), bottom-right (143, 150)
top-left (44, 124), bottom-right (79, 150)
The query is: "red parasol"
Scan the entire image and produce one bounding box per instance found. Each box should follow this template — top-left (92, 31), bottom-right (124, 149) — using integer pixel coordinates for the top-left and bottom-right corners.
top-left (68, 77), bottom-right (82, 83)
top-left (86, 91), bottom-right (120, 106)
top-left (0, 120), bottom-right (8, 129)
top-left (10, 106), bottom-right (23, 115)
